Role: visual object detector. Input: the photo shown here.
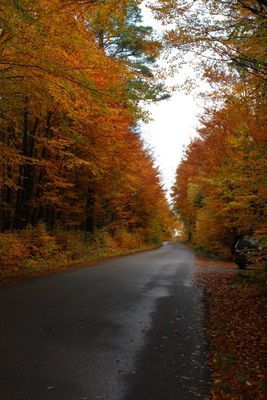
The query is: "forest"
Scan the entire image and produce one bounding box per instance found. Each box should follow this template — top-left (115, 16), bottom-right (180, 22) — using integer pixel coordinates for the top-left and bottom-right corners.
top-left (167, 0), bottom-right (267, 258)
top-left (0, 0), bottom-right (173, 277)
top-left (0, 0), bottom-right (266, 278)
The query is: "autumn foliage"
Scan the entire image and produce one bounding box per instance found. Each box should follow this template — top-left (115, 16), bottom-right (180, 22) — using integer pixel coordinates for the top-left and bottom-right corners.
top-left (169, 0), bottom-right (267, 257)
top-left (0, 0), bottom-right (173, 276)
top-left (172, 99), bottom-right (266, 257)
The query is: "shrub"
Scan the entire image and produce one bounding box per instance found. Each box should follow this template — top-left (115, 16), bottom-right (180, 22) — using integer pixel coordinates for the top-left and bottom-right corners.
top-left (0, 232), bottom-right (30, 272)
top-left (113, 228), bottom-right (142, 250)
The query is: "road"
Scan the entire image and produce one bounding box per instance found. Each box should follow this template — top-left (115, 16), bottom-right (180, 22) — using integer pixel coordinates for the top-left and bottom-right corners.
top-left (0, 242), bottom-right (210, 400)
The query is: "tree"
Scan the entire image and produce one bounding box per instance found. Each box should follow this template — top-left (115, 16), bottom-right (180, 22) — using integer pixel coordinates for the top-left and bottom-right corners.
top-left (172, 99), bottom-right (267, 257)
top-left (150, 0), bottom-right (267, 88)
top-left (0, 0), bottom-right (172, 244)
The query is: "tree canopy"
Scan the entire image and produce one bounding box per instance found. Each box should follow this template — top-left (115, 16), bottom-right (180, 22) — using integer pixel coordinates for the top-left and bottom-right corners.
top-left (0, 0), bottom-right (173, 244)
top-left (169, 0), bottom-right (267, 256)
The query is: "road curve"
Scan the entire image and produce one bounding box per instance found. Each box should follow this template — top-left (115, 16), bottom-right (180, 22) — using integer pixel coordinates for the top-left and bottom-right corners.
top-left (0, 242), bottom-right (210, 400)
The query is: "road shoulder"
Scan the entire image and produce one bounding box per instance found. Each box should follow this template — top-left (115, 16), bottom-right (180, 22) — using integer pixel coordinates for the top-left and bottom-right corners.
top-left (195, 258), bottom-right (266, 400)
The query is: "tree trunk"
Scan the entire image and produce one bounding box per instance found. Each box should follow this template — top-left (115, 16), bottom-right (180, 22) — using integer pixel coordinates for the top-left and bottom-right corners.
top-left (14, 102), bottom-right (39, 229)
top-left (85, 180), bottom-right (95, 233)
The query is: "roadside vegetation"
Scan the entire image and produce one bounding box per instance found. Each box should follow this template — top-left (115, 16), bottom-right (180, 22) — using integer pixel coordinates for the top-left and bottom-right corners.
top-left (0, 0), bottom-right (174, 282)
top-left (167, 0), bottom-right (266, 260)
top-left (0, 223), bottom-right (163, 284)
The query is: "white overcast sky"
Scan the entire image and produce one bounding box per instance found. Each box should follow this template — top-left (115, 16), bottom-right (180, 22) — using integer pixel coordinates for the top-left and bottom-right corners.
top-left (140, 2), bottom-right (203, 195)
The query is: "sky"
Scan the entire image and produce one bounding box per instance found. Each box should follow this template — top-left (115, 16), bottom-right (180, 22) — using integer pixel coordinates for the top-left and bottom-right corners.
top-left (140, 94), bottom-right (200, 194)
top-left (140, 2), bottom-right (202, 195)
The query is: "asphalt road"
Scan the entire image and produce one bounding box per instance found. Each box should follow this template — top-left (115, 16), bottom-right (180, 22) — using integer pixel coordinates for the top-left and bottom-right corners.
top-left (0, 242), bottom-right (210, 400)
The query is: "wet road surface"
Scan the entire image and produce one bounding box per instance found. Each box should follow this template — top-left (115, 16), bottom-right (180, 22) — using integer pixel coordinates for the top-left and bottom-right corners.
top-left (0, 242), bottom-right (210, 400)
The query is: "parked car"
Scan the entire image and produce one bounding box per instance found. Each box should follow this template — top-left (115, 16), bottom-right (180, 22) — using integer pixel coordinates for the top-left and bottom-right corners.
top-left (233, 236), bottom-right (262, 269)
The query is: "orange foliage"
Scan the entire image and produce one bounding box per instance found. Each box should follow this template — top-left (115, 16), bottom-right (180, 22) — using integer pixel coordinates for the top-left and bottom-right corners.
top-left (0, 0), bottom-right (173, 270)
top-left (172, 99), bottom-right (266, 257)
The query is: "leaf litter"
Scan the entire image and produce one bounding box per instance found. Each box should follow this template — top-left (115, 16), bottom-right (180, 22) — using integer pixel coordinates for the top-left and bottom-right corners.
top-left (194, 258), bottom-right (266, 399)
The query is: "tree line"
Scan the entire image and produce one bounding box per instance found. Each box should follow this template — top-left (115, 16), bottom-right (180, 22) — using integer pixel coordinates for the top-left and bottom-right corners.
top-left (0, 0), bottom-right (173, 246)
top-left (159, 0), bottom-right (267, 256)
